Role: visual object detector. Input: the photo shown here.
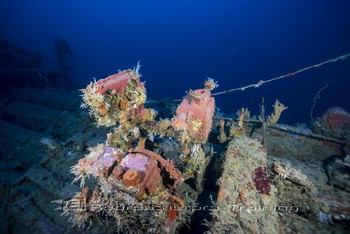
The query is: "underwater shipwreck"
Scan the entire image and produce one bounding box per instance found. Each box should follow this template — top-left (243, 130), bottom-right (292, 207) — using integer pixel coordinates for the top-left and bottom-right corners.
top-left (1, 59), bottom-right (350, 233)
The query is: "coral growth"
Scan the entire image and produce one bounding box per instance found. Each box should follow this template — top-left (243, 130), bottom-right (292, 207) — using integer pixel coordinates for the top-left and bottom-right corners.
top-left (322, 107), bottom-right (350, 129)
top-left (61, 64), bottom-right (350, 234)
top-left (71, 144), bottom-right (123, 187)
top-left (237, 108), bottom-right (245, 127)
top-left (204, 77), bottom-right (219, 91)
top-left (61, 65), bottom-right (217, 233)
top-left (312, 107), bottom-right (350, 142)
top-left (209, 136), bottom-right (280, 233)
top-left (217, 119), bottom-right (227, 143)
top-left (68, 143), bottom-right (186, 232)
top-left (266, 99), bottom-right (288, 126)
top-left (80, 67), bottom-right (147, 126)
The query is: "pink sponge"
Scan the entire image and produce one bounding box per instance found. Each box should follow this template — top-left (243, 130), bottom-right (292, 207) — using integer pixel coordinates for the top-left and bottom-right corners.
top-left (94, 69), bottom-right (144, 95)
top-left (173, 89), bottom-right (215, 143)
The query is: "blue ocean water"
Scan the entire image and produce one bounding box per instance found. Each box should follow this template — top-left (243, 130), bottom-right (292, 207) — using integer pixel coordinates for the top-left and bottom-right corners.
top-left (1, 0), bottom-right (350, 124)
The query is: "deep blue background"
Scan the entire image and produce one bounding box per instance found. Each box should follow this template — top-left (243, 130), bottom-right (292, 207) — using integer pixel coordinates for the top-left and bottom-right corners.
top-left (1, 0), bottom-right (350, 124)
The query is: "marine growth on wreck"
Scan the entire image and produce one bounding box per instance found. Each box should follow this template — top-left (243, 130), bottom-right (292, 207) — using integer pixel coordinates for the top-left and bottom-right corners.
top-left (57, 64), bottom-right (220, 233)
top-left (1, 61), bottom-right (349, 234)
top-left (49, 63), bottom-right (350, 233)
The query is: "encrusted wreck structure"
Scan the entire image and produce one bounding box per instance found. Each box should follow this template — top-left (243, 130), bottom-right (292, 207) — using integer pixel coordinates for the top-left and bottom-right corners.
top-left (62, 64), bottom-right (218, 232)
top-left (0, 64), bottom-right (349, 233)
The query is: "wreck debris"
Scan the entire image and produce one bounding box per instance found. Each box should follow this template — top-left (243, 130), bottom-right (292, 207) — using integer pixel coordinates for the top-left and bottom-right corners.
top-left (71, 144), bottom-right (123, 187)
top-left (325, 154), bottom-right (350, 192)
top-left (130, 148), bottom-right (183, 186)
top-left (80, 67), bottom-right (147, 126)
top-left (312, 107), bottom-right (350, 143)
top-left (1, 81), bottom-right (349, 232)
top-left (270, 160), bottom-right (316, 191)
top-left (3, 58), bottom-right (350, 233)
top-left (62, 65), bottom-right (217, 233)
top-left (172, 87), bottom-right (215, 144)
top-left (208, 136), bottom-right (280, 233)
top-left (271, 123), bottom-right (347, 144)
top-left (322, 107), bottom-right (350, 130)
